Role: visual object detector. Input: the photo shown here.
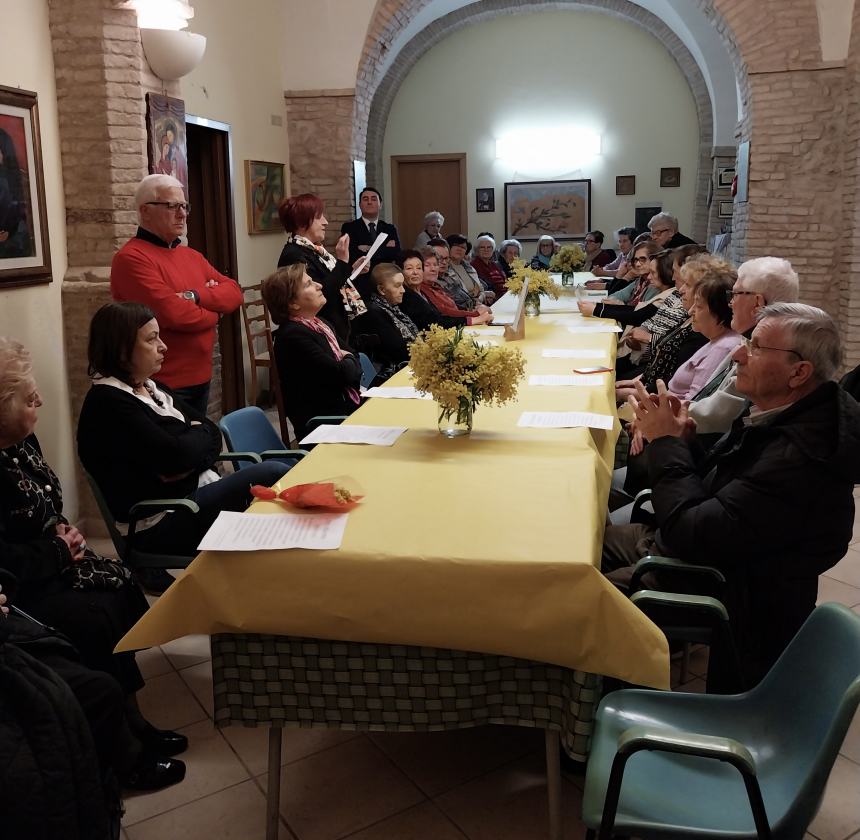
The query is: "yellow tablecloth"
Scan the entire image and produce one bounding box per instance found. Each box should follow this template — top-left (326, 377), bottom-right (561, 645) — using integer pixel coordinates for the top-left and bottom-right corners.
top-left (118, 310), bottom-right (669, 689)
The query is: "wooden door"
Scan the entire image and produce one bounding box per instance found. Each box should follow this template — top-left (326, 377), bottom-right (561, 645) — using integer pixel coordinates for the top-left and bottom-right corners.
top-left (391, 154), bottom-right (466, 248)
top-left (185, 118), bottom-right (243, 415)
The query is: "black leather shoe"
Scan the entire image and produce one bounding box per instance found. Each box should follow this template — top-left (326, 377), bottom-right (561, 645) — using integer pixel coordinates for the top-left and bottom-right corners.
top-left (138, 722), bottom-right (189, 756)
top-left (123, 755), bottom-right (186, 791)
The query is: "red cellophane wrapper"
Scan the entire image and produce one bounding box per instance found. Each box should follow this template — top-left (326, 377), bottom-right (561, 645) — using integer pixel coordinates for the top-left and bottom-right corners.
top-left (251, 476), bottom-right (364, 511)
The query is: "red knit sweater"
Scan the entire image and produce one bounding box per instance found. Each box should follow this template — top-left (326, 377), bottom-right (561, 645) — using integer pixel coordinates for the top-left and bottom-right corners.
top-left (111, 236), bottom-right (243, 388)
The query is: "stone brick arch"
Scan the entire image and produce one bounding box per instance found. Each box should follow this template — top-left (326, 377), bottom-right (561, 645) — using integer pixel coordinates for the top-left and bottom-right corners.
top-left (356, 0), bottom-right (722, 243)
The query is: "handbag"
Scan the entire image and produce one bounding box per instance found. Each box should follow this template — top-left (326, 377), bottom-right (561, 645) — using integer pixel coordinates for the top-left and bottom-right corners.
top-left (60, 547), bottom-right (132, 592)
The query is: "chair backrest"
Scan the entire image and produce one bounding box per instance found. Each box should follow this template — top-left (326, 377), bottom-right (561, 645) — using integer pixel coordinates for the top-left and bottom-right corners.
top-left (84, 470), bottom-right (128, 562)
top-left (359, 352), bottom-right (377, 389)
top-left (220, 406), bottom-right (285, 458)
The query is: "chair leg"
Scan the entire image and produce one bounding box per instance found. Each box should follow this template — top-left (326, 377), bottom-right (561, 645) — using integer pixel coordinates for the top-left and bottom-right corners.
top-left (266, 728), bottom-right (282, 840)
top-left (545, 729), bottom-right (562, 840)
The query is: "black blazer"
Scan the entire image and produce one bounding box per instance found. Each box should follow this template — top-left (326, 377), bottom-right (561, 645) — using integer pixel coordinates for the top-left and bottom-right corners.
top-left (272, 320), bottom-right (362, 440)
top-left (340, 218), bottom-right (401, 267)
top-left (399, 288), bottom-right (465, 331)
top-left (278, 240), bottom-right (353, 345)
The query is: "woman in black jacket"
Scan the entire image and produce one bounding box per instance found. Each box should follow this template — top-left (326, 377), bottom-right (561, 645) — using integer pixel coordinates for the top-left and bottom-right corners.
top-left (78, 303), bottom-right (290, 557)
top-left (262, 263), bottom-right (362, 440)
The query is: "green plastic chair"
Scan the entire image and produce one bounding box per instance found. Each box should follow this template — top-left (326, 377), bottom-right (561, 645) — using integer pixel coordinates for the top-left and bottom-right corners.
top-left (582, 602), bottom-right (860, 839)
top-left (219, 406), bottom-right (308, 471)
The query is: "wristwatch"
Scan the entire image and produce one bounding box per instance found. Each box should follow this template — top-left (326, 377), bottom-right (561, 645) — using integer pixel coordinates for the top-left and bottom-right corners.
top-left (181, 290), bottom-right (200, 304)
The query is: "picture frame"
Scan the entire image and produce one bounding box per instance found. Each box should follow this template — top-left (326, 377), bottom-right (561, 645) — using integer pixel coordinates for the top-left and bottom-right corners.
top-left (476, 187), bottom-right (495, 213)
top-left (145, 93), bottom-right (188, 195)
top-left (635, 205), bottom-right (662, 232)
top-left (0, 85), bottom-right (52, 287)
top-left (615, 175), bottom-right (635, 196)
top-left (504, 179), bottom-right (591, 241)
top-left (717, 166), bottom-right (735, 189)
top-left (660, 167), bottom-right (681, 188)
top-left (718, 199), bottom-right (734, 219)
top-left (244, 160), bottom-right (285, 235)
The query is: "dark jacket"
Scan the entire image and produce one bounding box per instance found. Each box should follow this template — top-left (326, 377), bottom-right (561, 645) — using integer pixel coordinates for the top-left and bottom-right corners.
top-left (340, 217), bottom-right (401, 268)
top-left (77, 383), bottom-right (221, 521)
top-left (272, 319), bottom-right (362, 440)
top-left (399, 288), bottom-right (465, 331)
top-left (648, 382), bottom-right (860, 684)
top-left (278, 240), bottom-right (354, 344)
top-left (351, 302), bottom-right (413, 367)
top-left (666, 232), bottom-right (697, 248)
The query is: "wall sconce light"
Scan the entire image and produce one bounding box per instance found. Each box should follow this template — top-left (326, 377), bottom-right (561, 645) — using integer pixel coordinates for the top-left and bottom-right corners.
top-left (127, 0), bottom-right (207, 81)
top-left (496, 127), bottom-right (602, 169)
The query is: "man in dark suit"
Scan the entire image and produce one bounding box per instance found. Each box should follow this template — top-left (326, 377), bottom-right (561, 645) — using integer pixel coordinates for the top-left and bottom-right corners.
top-left (341, 187), bottom-right (401, 268)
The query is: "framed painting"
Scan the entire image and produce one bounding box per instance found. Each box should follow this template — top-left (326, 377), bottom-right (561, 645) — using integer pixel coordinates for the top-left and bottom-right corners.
top-left (615, 175), bottom-right (635, 196)
top-left (146, 93), bottom-right (188, 194)
top-left (660, 167), bottom-right (681, 188)
top-left (717, 166), bottom-right (735, 189)
top-left (718, 199), bottom-right (734, 219)
top-left (504, 179), bottom-right (591, 241)
top-left (244, 160), bottom-right (285, 234)
top-left (0, 85), bottom-right (51, 287)
top-left (476, 187), bottom-right (495, 213)
top-left (635, 204), bottom-right (661, 232)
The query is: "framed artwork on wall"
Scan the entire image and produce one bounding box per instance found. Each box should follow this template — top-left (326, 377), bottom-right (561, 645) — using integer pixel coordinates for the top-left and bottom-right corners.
top-left (244, 160), bottom-right (285, 234)
top-left (717, 167), bottom-right (735, 189)
top-left (718, 199), bottom-right (734, 219)
top-left (146, 93), bottom-right (188, 194)
top-left (660, 167), bottom-right (681, 188)
top-left (615, 175), bottom-right (635, 196)
top-left (0, 85), bottom-right (51, 287)
top-left (476, 187), bottom-right (495, 212)
top-left (504, 179), bottom-right (591, 241)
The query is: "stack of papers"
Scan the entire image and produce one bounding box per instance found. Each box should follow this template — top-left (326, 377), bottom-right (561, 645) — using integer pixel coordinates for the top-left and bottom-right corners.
top-left (299, 425), bottom-right (407, 446)
top-left (198, 511), bottom-right (349, 551)
top-left (517, 411), bottom-right (615, 430)
top-left (528, 374), bottom-right (607, 387)
top-left (363, 386), bottom-right (432, 400)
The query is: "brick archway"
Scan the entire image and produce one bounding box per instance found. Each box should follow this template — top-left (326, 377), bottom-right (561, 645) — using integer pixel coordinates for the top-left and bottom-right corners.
top-left (357, 0), bottom-right (721, 244)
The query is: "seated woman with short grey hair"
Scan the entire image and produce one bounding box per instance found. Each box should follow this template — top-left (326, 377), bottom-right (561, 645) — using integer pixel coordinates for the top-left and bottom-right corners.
top-left (497, 238), bottom-right (522, 278)
top-left (470, 234), bottom-right (507, 298)
top-left (414, 210), bottom-right (444, 249)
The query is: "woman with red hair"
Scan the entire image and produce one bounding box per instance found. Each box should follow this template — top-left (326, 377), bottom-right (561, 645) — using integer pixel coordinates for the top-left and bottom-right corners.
top-left (277, 193), bottom-right (367, 344)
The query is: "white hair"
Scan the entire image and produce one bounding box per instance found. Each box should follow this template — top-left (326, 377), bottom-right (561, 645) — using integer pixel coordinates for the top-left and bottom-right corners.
top-left (499, 238), bottom-right (522, 256)
top-left (424, 210), bottom-right (444, 226)
top-left (134, 173), bottom-right (185, 215)
top-left (648, 212), bottom-right (679, 232)
top-left (757, 302), bottom-right (841, 381)
top-left (737, 257), bottom-right (799, 304)
top-left (0, 337), bottom-right (33, 438)
top-left (475, 234), bottom-right (496, 249)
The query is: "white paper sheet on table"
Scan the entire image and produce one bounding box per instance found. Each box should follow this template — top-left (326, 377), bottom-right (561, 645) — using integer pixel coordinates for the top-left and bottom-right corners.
top-left (528, 374), bottom-right (607, 387)
top-left (198, 510), bottom-right (349, 552)
top-left (517, 411), bottom-right (615, 430)
top-left (567, 323), bottom-right (622, 334)
top-left (464, 326), bottom-right (505, 337)
top-left (363, 386), bottom-right (432, 400)
top-left (299, 424), bottom-right (407, 446)
top-left (542, 348), bottom-right (607, 359)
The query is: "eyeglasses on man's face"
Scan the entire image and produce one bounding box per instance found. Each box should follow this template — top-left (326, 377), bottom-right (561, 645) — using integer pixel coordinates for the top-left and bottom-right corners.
top-left (726, 289), bottom-right (760, 302)
top-left (650, 227), bottom-right (671, 236)
top-left (146, 201), bottom-right (191, 215)
top-left (740, 336), bottom-right (804, 360)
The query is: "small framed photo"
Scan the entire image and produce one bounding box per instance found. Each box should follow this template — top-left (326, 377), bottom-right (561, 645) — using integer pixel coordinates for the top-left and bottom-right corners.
top-left (717, 167), bottom-right (735, 189)
top-left (0, 85), bottom-right (52, 287)
top-left (615, 175), bottom-right (635, 196)
top-left (476, 187), bottom-right (495, 213)
top-left (660, 167), bottom-right (681, 188)
top-left (244, 160), bottom-right (286, 234)
top-left (718, 199), bottom-right (734, 219)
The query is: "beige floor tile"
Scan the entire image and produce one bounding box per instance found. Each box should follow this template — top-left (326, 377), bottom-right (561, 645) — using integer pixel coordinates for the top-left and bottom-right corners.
top-left (435, 752), bottom-right (586, 840)
top-left (137, 670), bottom-right (209, 731)
top-left (370, 724), bottom-right (542, 797)
top-left (122, 719), bottom-right (250, 826)
top-left (125, 779), bottom-right (294, 840)
top-left (808, 755), bottom-right (860, 840)
top-left (840, 709), bottom-right (860, 765)
top-left (136, 645), bottom-right (174, 680)
top-left (179, 659), bottom-right (214, 718)
top-left (222, 724), bottom-right (360, 777)
top-left (161, 633), bottom-right (212, 670)
top-left (818, 576), bottom-right (860, 609)
top-left (824, 547), bottom-right (860, 589)
top-left (260, 734), bottom-right (424, 840)
top-left (342, 801), bottom-right (467, 840)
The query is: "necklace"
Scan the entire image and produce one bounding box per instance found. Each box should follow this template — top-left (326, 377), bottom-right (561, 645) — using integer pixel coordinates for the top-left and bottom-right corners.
top-left (134, 381), bottom-right (164, 408)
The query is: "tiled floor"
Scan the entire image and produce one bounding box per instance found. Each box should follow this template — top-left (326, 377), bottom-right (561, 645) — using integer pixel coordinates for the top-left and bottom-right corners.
top-left (96, 489), bottom-right (860, 839)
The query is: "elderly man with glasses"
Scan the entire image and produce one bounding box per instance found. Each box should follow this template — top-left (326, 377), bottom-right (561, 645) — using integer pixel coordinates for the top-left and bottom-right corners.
top-left (648, 211), bottom-right (696, 249)
top-left (111, 174), bottom-right (242, 417)
top-left (602, 302), bottom-right (860, 689)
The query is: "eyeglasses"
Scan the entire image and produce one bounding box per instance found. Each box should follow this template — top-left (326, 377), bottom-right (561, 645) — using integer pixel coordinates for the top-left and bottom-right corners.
top-left (650, 227), bottom-right (672, 236)
top-left (631, 256), bottom-right (650, 265)
top-left (740, 336), bottom-right (804, 360)
top-left (146, 201), bottom-right (190, 214)
top-left (726, 289), bottom-right (760, 302)
top-left (584, 237), bottom-right (596, 244)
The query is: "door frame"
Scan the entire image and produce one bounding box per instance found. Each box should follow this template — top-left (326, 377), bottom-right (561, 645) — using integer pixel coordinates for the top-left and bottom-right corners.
top-left (390, 153), bottom-right (467, 238)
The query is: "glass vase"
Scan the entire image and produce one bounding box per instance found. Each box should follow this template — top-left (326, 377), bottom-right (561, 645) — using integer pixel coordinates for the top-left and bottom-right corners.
top-left (525, 293), bottom-right (542, 317)
top-left (437, 400), bottom-right (474, 437)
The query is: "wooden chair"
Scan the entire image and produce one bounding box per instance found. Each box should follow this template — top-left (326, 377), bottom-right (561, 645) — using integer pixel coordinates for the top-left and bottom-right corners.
top-left (240, 283), bottom-right (289, 443)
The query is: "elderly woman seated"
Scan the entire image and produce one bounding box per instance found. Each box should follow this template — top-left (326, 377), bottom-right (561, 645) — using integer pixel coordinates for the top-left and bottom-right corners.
top-left (445, 234), bottom-right (494, 306)
top-left (78, 302), bottom-right (290, 556)
top-left (582, 230), bottom-right (616, 271)
top-left (262, 263), bottom-right (363, 439)
top-left (413, 210), bottom-right (444, 249)
top-left (398, 249), bottom-right (492, 329)
top-left (427, 237), bottom-right (475, 311)
top-left (352, 262), bottom-right (419, 370)
top-left (497, 238), bottom-right (522, 278)
top-left (1, 336), bottom-right (187, 791)
top-left (470, 234), bottom-right (507, 299)
top-left (529, 234), bottom-right (557, 269)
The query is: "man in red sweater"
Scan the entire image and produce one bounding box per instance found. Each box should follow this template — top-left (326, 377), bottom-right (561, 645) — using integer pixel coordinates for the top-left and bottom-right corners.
top-left (111, 174), bottom-right (242, 416)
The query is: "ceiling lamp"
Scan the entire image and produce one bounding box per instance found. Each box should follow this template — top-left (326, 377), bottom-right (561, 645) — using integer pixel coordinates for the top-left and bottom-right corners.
top-left (127, 1), bottom-right (207, 81)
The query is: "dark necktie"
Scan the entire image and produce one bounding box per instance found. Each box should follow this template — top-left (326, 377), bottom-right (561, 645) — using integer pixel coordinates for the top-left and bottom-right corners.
top-left (369, 222), bottom-right (376, 239)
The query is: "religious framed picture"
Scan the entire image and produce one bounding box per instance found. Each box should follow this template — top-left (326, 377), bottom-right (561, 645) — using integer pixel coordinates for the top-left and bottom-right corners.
top-left (718, 199), bottom-right (734, 219)
top-left (504, 179), bottom-right (591, 241)
top-left (476, 187), bottom-right (495, 213)
top-left (145, 93), bottom-right (188, 194)
top-left (717, 166), bottom-right (735, 189)
top-left (615, 175), bottom-right (635, 196)
top-left (0, 85), bottom-right (52, 288)
top-left (660, 167), bottom-right (681, 188)
top-left (244, 160), bottom-right (285, 234)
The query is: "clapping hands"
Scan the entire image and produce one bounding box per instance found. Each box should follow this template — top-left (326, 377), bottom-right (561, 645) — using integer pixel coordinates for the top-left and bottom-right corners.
top-left (627, 379), bottom-right (695, 444)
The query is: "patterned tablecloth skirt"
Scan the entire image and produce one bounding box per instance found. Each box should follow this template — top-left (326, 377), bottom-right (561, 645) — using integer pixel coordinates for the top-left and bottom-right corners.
top-left (211, 634), bottom-right (602, 761)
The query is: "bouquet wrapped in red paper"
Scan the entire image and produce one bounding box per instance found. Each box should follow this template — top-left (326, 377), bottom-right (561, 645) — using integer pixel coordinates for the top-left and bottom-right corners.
top-left (250, 477), bottom-right (364, 511)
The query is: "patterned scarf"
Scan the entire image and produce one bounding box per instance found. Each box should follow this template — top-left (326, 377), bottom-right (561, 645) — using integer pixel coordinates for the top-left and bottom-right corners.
top-left (371, 293), bottom-right (419, 341)
top-left (287, 233), bottom-right (337, 270)
top-left (291, 315), bottom-right (360, 405)
top-left (628, 275), bottom-right (652, 307)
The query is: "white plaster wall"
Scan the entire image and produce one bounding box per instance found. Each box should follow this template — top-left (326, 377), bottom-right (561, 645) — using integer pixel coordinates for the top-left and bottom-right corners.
top-left (0, 1), bottom-right (75, 515)
top-left (382, 10), bottom-right (700, 255)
